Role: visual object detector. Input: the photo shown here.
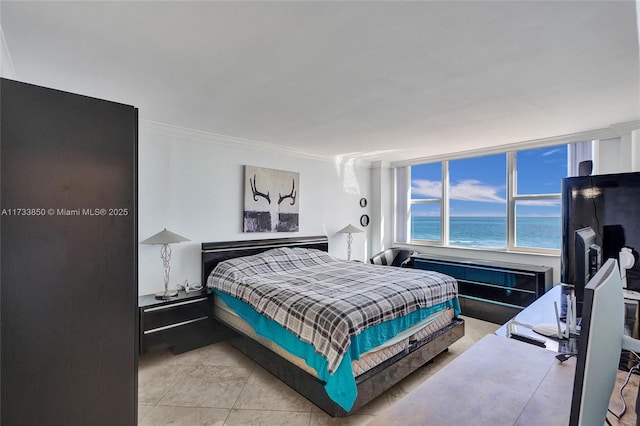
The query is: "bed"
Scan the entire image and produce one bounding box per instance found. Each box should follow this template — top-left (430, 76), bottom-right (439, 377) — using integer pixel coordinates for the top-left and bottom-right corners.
top-left (201, 235), bottom-right (464, 417)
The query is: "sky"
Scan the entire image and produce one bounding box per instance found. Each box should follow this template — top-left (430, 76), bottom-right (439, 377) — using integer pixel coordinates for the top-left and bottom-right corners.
top-left (411, 145), bottom-right (567, 217)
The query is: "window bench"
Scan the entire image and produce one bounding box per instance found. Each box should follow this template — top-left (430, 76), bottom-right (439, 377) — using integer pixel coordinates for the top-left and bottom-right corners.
top-left (411, 254), bottom-right (553, 324)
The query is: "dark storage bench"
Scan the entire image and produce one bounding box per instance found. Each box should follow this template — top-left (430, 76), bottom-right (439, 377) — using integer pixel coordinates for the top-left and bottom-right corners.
top-left (412, 254), bottom-right (553, 324)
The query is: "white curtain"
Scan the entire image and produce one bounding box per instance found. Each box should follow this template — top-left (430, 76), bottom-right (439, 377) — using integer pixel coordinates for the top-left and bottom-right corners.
top-left (568, 141), bottom-right (594, 177)
top-left (394, 166), bottom-right (410, 243)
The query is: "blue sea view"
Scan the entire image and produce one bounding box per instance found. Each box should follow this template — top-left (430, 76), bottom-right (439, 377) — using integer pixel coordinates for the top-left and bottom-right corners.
top-left (411, 216), bottom-right (561, 250)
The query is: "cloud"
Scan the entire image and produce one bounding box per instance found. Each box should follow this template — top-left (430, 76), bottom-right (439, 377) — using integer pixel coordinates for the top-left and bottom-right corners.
top-left (412, 179), bottom-right (505, 203)
top-left (449, 179), bottom-right (505, 203)
top-left (541, 148), bottom-right (562, 157)
top-left (411, 179), bottom-right (441, 198)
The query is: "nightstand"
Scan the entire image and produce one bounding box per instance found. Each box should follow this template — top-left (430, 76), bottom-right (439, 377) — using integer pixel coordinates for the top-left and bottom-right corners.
top-left (139, 289), bottom-right (220, 354)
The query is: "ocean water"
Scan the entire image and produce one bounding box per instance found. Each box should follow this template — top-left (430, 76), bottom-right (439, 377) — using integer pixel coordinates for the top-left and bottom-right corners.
top-left (411, 216), bottom-right (561, 250)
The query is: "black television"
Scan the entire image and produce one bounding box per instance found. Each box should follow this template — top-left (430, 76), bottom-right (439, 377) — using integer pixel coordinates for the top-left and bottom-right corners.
top-left (561, 172), bottom-right (640, 314)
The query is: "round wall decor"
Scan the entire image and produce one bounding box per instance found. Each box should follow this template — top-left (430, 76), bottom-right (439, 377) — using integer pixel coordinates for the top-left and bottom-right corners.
top-left (359, 198), bottom-right (367, 208)
top-left (360, 214), bottom-right (370, 227)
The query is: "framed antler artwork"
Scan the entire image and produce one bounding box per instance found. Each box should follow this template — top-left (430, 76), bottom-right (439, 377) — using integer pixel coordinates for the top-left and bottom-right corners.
top-left (243, 165), bottom-right (299, 232)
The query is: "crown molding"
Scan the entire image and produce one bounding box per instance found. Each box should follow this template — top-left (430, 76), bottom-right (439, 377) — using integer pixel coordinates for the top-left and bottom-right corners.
top-left (390, 126), bottom-right (621, 168)
top-left (139, 120), bottom-right (332, 161)
top-left (609, 120), bottom-right (640, 135)
top-left (139, 119), bottom-right (376, 168)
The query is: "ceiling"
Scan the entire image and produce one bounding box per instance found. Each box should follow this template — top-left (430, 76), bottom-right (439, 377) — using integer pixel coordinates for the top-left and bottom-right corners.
top-left (2, 1), bottom-right (639, 163)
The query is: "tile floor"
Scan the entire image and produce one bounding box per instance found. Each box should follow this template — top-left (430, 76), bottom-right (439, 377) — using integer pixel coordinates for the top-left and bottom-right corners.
top-left (138, 316), bottom-right (640, 425)
top-left (138, 316), bottom-right (498, 425)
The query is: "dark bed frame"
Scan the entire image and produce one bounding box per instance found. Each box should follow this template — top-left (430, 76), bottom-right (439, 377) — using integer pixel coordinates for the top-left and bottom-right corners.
top-left (201, 235), bottom-right (465, 417)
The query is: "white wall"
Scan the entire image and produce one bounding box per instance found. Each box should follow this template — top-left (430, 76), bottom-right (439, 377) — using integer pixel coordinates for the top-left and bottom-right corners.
top-left (595, 124), bottom-right (640, 174)
top-left (369, 162), bottom-right (393, 256)
top-left (138, 124), bottom-right (371, 296)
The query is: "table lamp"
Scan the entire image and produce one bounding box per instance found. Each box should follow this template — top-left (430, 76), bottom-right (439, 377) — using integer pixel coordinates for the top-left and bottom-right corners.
top-left (141, 228), bottom-right (190, 299)
top-left (337, 224), bottom-right (363, 261)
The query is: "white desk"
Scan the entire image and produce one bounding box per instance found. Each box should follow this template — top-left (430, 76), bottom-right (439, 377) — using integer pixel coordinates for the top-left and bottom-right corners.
top-left (497, 285), bottom-right (639, 353)
top-left (495, 285), bottom-right (575, 353)
top-left (370, 334), bottom-right (575, 425)
top-left (372, 286), bottom-right (640, 425)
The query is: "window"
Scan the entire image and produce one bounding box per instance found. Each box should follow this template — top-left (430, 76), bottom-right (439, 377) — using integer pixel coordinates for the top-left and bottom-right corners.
top-left (513, 146), bottom-right (566, 250)
top-left (449, 153), bottom-right (506, 249)
top-left (410, 163), bottom-right (442, 243)
top-left (400, 142), bottom-right (585, 252)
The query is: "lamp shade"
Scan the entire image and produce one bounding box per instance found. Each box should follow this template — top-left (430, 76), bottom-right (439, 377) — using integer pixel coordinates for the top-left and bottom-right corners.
top-left (140, 228), bottom-right (190, 244)
top-left (337, 224), bottom-right (363, 234)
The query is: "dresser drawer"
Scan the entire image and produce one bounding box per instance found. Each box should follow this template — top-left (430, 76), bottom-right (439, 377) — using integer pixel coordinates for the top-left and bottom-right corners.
top-left (142, 297), bottom-right (210, 333)
top-left (139, 291), bottom-right (221, 354)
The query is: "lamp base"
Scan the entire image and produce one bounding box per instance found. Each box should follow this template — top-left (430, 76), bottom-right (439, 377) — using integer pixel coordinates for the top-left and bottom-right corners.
top-left (154, 290), bottom-right (178, 300)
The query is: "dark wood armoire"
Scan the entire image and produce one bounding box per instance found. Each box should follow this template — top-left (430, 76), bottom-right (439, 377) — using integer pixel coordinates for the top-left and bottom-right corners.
top-left (0, 78), bottom-right (138, 425)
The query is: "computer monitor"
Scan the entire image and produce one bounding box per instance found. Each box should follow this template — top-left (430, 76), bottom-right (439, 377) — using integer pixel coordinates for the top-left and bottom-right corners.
top-left (575, 227), bottom-right (600, 314)
top-left (562, 227), bottom-right (599, 318)
top-left (569, 258), bottom-right (623, 426)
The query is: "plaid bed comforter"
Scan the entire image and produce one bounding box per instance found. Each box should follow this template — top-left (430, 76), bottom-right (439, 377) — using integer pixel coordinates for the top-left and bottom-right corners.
top-left (207, 247), bottom-right (458, 373)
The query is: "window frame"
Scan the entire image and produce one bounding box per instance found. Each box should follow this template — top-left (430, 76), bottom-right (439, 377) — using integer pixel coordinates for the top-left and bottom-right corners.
top-left (507, 151), bottom-right (563, 254)
top-left (399, 141), bottom-right (589, 254)
top-left (407, 162), bottom-right (447, 245)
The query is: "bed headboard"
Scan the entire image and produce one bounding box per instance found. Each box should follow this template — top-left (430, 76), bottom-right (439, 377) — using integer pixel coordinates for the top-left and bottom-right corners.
top-left (201, 235), bottom-right (329, 285)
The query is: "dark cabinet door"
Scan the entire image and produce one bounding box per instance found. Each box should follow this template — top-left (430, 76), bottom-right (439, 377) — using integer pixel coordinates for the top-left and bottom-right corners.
top-left (1, 78), bottom-right (137, 426)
